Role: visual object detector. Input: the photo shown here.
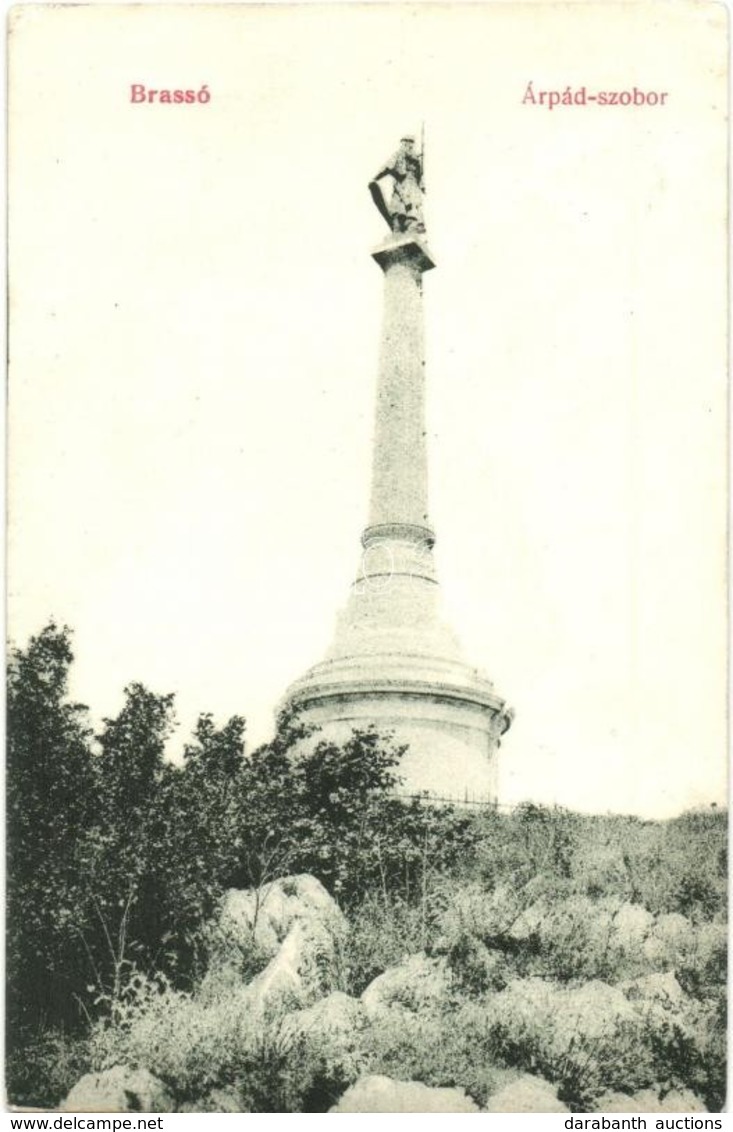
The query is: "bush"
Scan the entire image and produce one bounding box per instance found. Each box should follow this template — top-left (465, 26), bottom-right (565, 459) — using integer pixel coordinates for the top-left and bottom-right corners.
top-left (87, 966), bottom-right (361, 1112)
top-left (344, 895), bottom-right (429, 996)
top-left (443, 932), bottom-right (512, 994)
top-left (90, 973), bottom-right (264, 1103)
top-left (480, 978), bottom-right (657, 1110)
top-left (6, 1028), bottom-right (92, 1109)
top-left (195, 912), bottom-right (272, 991)
top-left (362, 1000), bottom-right (501, 1107)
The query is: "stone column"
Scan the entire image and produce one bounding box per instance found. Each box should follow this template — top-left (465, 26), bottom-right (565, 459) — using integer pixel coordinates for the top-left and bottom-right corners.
top-left (366, 235), bottom-right (435, 543)
top-left (362, 234), bottom-right (438, 589)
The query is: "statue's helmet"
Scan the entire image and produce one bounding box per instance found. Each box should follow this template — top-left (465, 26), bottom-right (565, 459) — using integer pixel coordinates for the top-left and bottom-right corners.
top-left (401, 135), bottom-right (416, 144)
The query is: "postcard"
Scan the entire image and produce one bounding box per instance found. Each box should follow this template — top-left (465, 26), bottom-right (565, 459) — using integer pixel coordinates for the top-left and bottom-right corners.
top-left (7, 1), bottom-right (727, 1116)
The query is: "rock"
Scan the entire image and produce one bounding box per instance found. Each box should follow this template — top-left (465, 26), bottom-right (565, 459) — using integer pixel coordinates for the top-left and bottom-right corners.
top-left (642, 912), bottom-right (694, 968)
top-left (610, 903), bottom-right (655, 955)
top-left (695, 920), bottom-right (727, 968)
top-left (486, 977), bottom-right (674, 1107)
top-left (329, 1075), bottom-right (479, 1113)
top-left (510, 895), bottom-right (619, 973)
top-left (485, 1073), bottom-right (569, 1113)
top-left (208, 1087), bottom-right (243, 1111)
top-left (361, 953), bottom-right (452, 1020)
top-left (241, 920), bottom-right (314, 1015)
top-left (550, 980), bottom-right (639, 1043)
top-left (177, 1088), bottom-right (242, 1113)
top-left (439, 882), bottom-right (522, 945)
top-left (218, 875), bottom-right (347, 960)
top-left (62, 1066), bottom-right (175, 1113)
top-left (507, 896), bottom-right (551, 941)
top-left (623, 972), bottom-right (688, 1014)
top-left (280, 991), bottom-right (367, 1081)
top-left (488, 978), bottom-right (640, 1056)
top-left (283, 990), bottom-right (366, 1043)
top-left (582, 849), bottom-right (630, 896)
top-left (658, 1090), bottom-right (708, 1112)
top-left (595, 1089), bottom-right (707, 1112)
top-left (170, 922), bottom-right (331, 1055)
top-left (207, 875), bottom-right (346, 1006)
top-left (654, 912), bottom-right (694, 947)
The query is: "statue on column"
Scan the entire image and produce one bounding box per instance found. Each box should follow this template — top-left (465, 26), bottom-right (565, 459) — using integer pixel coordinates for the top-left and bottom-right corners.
top-left (369, 135), bottom-right (426, 235)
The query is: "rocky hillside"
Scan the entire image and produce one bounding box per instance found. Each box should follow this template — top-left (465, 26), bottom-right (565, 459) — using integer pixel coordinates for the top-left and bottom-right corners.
top-left (59, 872), bottom-right (722, 1113)
top-left (7, 625), bottom-right (726, 1112)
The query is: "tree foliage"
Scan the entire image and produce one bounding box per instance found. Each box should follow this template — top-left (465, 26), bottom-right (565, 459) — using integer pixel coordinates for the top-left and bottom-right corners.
top-left (6, 624), bottom-right (411, 1039)
top-left (7, 623), bottom-right (97, 1034)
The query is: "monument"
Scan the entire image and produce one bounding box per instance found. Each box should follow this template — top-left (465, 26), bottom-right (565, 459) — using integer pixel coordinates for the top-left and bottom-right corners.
top-left (282, 135), bottom-right (512, 802)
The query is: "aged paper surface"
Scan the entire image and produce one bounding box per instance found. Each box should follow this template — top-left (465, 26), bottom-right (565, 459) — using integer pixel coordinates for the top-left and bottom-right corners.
top-left (7, 1), bottom-right (727, 1116)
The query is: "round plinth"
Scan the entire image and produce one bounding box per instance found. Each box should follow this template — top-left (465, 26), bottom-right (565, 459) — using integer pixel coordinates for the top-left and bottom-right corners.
top-left (285, 661), bottom-right (509, 803)
top-left (282, 564), bottom-right (512, 803)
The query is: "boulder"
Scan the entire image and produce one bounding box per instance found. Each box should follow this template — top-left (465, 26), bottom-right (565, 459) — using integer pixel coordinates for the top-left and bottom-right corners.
top-left (280, 990), bottom-right (367, 1082)
top-left (487, 977), bottom-right (641, 1060)
top-left (177, 1087), bottom-right (243, 1113)
top-left (240, 920), bottom-right (314, 1016)
top-left (438, 881), bottom-right (522, 946)
top-left (283, 990), bottom-right (366, 1043)
top-left (622, 972), bottom-right (688, 1015)
top-left (485, 1073), bottom-right (569, 1113)
top-left (102, 891), bottom-right (346, 1089)
top-left (609, 903), bottom-right (655, 968)
top-left (207, 875), bottom-right (346, 1003)
top-left (62, 1066), bottom-right (174, 1113)
top-left (510, 895), bottom-right (619, 975)
top-left (508, 897), bottom-right (551, 941)
top-left (218, 875), bottom-right (346, 960)
top-left (544, 979), bottom-right (639, 1044)
top-left (642, 912), bottom-right (694, 968)
top-left (595, 1089), bottom-right (707, 1112)
top-left (488, 975), bottom-right (556, 1029)
top-left (329, 1075), bottom-right (479, 1113)
top-left (657, 1090), bottom-right (708, 1112)
top-left (581, 849), bottom-right (631, 896)
top-left (485, 977), bottom-right (668, 1107)
top-left (654, 912), bottom-right (694, 948)
top-left (361, 953), bottom-right (452, 1020)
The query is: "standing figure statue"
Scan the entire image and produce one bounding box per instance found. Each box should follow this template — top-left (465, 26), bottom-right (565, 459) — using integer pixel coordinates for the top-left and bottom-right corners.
top-left (369, 135), bottom-right (426, 235)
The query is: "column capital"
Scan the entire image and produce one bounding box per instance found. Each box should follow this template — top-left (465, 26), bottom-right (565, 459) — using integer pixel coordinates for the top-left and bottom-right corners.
top-left (371, 234), bottom-right (436, 274)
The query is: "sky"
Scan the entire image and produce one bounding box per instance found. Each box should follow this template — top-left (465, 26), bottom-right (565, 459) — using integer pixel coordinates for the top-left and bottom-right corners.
top-left (8, 2), bottom-right (727, 818)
